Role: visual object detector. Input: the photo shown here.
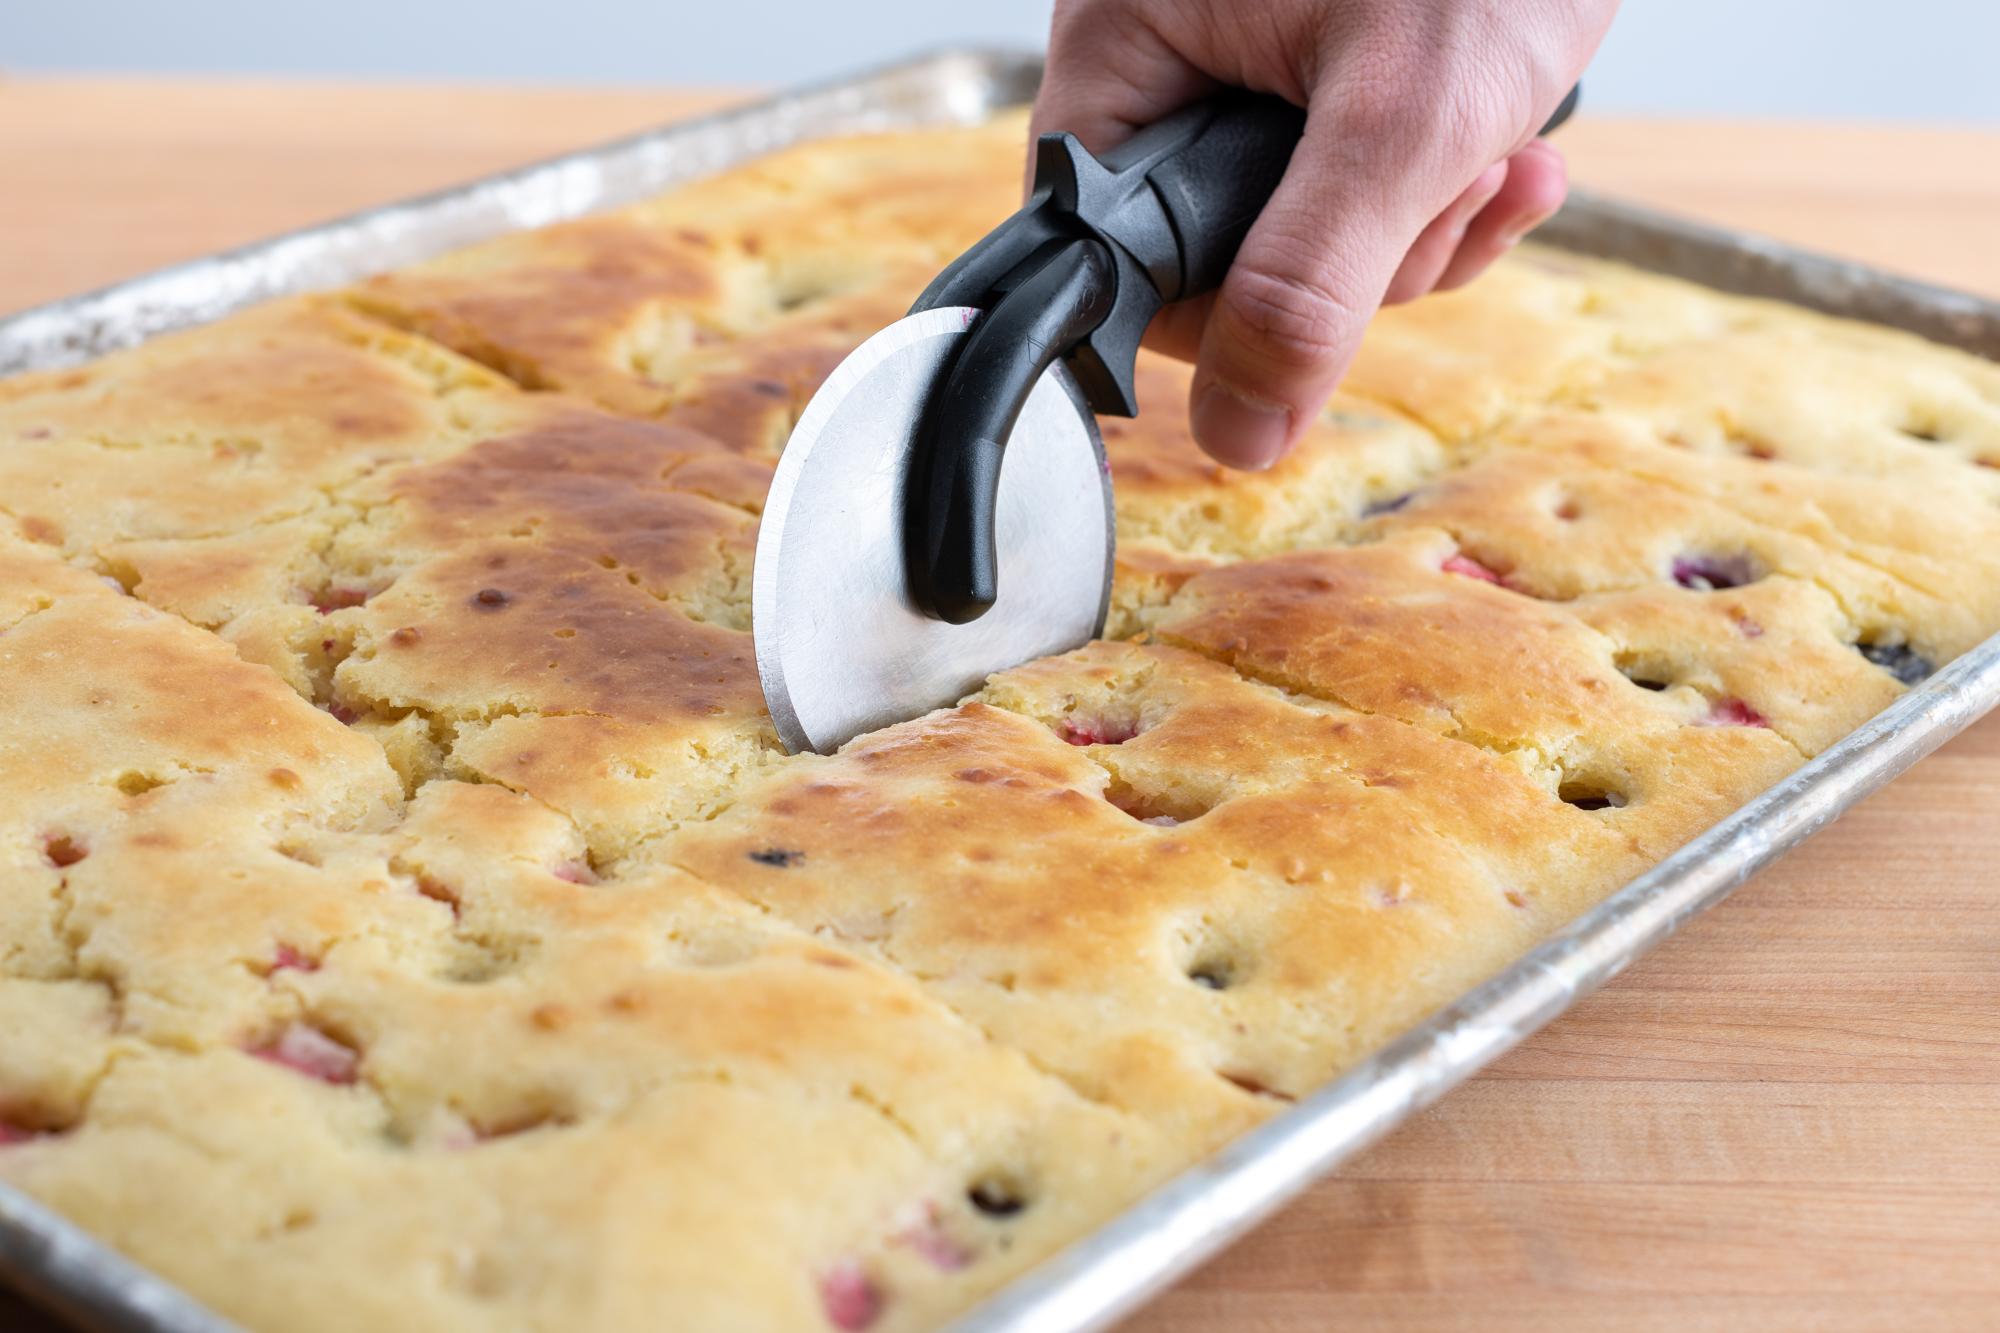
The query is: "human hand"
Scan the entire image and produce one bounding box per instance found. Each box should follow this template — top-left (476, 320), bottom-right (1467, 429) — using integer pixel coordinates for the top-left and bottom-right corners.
top-left (1031, 0), bottom-right (1618, 468)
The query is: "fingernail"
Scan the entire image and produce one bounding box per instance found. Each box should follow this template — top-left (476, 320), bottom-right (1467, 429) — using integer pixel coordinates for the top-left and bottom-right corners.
top-left (1192, 382), bottom-right (1292, 471)
top-left (1498, 206), bottom-right (1560, 250)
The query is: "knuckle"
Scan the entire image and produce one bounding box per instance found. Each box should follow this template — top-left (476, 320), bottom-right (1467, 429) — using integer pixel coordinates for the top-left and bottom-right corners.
top-left (1223, 260), bottom-right (1359, 370)
top-left (1316, 17), bottom-right (1532, 169)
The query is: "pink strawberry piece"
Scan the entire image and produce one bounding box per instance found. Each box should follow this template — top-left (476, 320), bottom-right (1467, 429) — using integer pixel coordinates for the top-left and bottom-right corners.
top-left (893, 1202), bottom-right (972, 1272)
top-left (818, 1260), bottom-right (882, 1331)
top-left (312, 587), bottom-right (371, 614)
top-left (1699, 699), bottom-right (1771, 729)
top-left (272, 945), bottom-right (319, 974)
top-left (0, 1122), bottom-right (36, 1146)
top-left (552, 859), bottom-right (597, 885)
top-left (1056, 716), bottom-right (1138, 746)
top-left (253, 1023), bottom-right (359, 1085)
top-left (325, 701), bottom-right (359, 726)
top-left (1442, 553), bottom-right (1504, 585)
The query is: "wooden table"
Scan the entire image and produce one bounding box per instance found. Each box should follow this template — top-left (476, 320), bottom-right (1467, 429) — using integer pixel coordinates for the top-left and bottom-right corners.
top-left (3, 79), bottom-right (1996, 1333)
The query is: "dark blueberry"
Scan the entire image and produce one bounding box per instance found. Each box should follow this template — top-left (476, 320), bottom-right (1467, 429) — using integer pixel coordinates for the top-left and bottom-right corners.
top-left (1671, 554), bottom-right (1759, 592)
top-left (1857, 640), bottom-right (1935, 686)
top-left (1362, 492), bottom-right (1414, 518)
top-left (748, 848), bottom-right (805, 868)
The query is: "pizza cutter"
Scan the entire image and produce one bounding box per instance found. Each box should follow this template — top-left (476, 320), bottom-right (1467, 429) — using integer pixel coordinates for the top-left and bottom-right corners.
top-left (753, 86), bottom-right (1579, 755)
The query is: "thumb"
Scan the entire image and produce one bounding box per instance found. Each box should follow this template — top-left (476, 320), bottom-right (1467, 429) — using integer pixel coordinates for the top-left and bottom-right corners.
top-left (1189, 104), bottom-right (1457, 470)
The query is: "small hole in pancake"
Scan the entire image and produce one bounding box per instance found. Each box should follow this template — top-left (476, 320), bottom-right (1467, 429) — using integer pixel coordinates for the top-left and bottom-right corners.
top-left (310, 586), bottom-right (372, 615)
top-left (275, 837), bottom-right (322, 868)
top-left (968, 1177), bottom-right (1027, 1218)
top-left (1672, 553), bottom-right (1760, 592)
top-left (1105, 779), bottom-right (1209, 826)
top-left (1186, 958), bottom-right (1234, 991)
top-left (1900, 421), bottom-right (1945, 444)
top-left (1724, 429), bottom-right (1778, 461)
top-left (438, 937), bottom-right (533, 985)
top-left (1558, 782), bottom-right (1627, 812)
top-left (415, 876), bottom-right (461, 918)
top-left (1614, 660), bottom-right (1672, 692)
top-left (1218, 1070), bottom-right (1295, 1102)
top-left (42, 835), bottom-right (86, 868)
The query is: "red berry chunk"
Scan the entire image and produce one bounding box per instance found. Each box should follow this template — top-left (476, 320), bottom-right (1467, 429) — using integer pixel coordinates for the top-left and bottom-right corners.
top-left (0, 1122), bottom-right (35, 1146)
top-left (552, 859), bottom-right (597, 885)
top-left (43, 834), bottom-right (87, 868)
top-left (252, 1023), bottom-right (359, 1085)
top-left (1699, 699), bottom-right (1771, 729)
top-left (272, 945), bottom-right (319, 974)
top-left (894, 1201), bottom-right (972, 1272)
top-left (1056, 716), bottom-right (1138, 746)
top-left (1441, 553), bottom-right (1504, 585)
top-left (818, 1260), bottom-right (882, 1331)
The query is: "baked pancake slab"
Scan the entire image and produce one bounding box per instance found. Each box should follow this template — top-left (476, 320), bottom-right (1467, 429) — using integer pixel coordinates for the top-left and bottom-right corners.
top-left (4, 118), bottom-right (1999, 1332)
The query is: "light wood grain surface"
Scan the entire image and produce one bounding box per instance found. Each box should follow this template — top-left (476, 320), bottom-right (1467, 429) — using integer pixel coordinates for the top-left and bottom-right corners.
top-left (2, 77), bottom-right (1996, 1333)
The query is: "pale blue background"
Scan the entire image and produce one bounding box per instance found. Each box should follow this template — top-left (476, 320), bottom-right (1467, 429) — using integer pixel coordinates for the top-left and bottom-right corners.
top-left (3, 0), bottom-right (1996, 122)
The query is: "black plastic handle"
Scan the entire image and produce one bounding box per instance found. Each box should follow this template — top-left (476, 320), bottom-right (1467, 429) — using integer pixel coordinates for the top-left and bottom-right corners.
top-left (904, 92), bottom-right (1302, 622)
top-left (903, 83), bottom-right (1580, 624)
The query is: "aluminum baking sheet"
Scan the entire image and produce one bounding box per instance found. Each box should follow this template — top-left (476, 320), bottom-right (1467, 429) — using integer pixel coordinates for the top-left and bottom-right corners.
top-left (3, 46), bottom-right (1998, 1333)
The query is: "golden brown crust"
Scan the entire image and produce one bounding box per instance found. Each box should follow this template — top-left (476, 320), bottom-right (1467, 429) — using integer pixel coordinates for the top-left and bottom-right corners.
top-left (350, 120), bottom-right (1026, 458)
top-left (3, 118), bottom-right (1998, 1333)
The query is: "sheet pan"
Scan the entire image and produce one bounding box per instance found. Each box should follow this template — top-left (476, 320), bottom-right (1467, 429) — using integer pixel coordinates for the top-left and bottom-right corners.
top-left (2, 46), bottom-right (1996, 1333)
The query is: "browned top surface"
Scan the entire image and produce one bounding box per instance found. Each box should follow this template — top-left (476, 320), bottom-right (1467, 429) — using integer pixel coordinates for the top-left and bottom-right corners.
top-left (0, 79), bottom-right (1997, 1333)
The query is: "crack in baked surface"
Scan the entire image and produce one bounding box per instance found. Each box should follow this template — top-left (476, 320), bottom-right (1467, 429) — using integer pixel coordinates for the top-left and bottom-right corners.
top-left (4, 112), bottom-right (2000, 1332)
